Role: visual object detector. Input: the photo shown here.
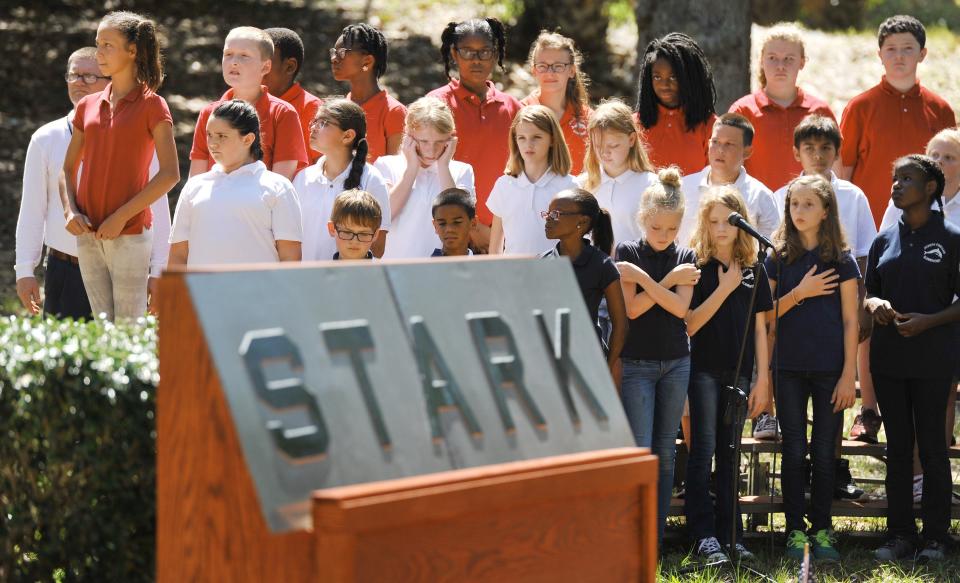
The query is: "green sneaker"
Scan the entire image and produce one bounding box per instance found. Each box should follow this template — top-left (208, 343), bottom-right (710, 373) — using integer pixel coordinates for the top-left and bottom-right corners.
top-left (811, 529), bottom-right (840, 562)
top-left (786, 530), bottom-right (809, 560)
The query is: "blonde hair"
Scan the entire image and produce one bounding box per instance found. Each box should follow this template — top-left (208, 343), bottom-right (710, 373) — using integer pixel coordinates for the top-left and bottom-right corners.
top-left (527, 31), bottom-right (590, 123)
top-left (638, 166), bottom-right (684, 225)
top-left (581, 99), bottom-right (653, 192)
top-left (927, 128), bottom-right (960, 156)
top-left (405, 96), bottom-right (455, 135)
top-left (758, 23), bottom-right (806, 87)
top-left (690, 185), bottom-right (758, 266)
top-left (774, 174), bottom-right (848, 264)
top-left (226, 27), bottom-right (274, 61)
top-left (505, 105), bottom-right (572, 178)
top-left (330, 189), bottom-right (383, 231)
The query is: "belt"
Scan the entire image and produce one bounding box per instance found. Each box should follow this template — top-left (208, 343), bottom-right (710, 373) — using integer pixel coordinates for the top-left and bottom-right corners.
top-left (48, 248), bottom-right (80, 265)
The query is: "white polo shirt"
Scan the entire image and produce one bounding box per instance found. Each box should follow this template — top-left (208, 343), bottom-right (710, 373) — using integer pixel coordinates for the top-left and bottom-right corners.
top-left (293, 157), bottom-right (391, 261)
top-left (879, 188), bottom-right (960, 233)
top-left (170, 161), bottom-right (302, 266)
top-left (375, 155), bottom-right (475, 259)
top-left (679, 166), bottom-right (780, 247)
top-left (576, 168), bottom-right (656, 246)
top-left (487, 170), bottom-right (577, 255)
top-left (775, 172), bottom-right (877, 258)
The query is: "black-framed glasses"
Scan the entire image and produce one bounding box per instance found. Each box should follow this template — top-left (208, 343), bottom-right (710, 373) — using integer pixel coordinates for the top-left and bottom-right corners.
top-left (455, 47), bottom-right (496, 61)
top-left (533, 62), bottom-right (572, 74)
top-left (540, 210), bottom-right (581, 221)
top-left (65, 72), bottom-right (110, 84)
top-left (335, 228), bottom-right (376, 242)
top-left (329, 47), bottom-right (359, 60)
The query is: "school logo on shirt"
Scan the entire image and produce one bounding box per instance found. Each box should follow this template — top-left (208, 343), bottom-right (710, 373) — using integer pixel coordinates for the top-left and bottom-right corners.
top-left (740, 268), bottom-right (756, 289)
top-left (570, 117), bottom-right (589, 138)
top-left (923, 243), bottom-right (945, 263)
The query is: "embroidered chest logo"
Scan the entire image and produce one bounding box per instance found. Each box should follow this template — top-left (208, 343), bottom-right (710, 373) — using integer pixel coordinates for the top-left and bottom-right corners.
top-left (740, 268), bottom-right (756, 289)
top-left (923, 242), bottom-right (945, 263)
top-left (570, 117), bottom-right (589, 138)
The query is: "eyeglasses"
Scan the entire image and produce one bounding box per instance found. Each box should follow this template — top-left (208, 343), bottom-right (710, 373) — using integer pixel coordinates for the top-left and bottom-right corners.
top-left (335, 228), bottom-right (376, 242)
top-left (454, 47), bottom-right (496, 61)
top-left (309, 118), bottom-right (338, 132)
top-left (329, 47), bottom-right (359, 61)
top-left (65, 72), bottom-right (110, 84)
top-left (533, 62), bottom-right (572, 74)
top-left (540, 210), bottom-right (581, 221)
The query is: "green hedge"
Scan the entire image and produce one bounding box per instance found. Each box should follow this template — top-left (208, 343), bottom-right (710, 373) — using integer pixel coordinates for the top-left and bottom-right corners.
top-left (0, 315), bottom-right (158, 582)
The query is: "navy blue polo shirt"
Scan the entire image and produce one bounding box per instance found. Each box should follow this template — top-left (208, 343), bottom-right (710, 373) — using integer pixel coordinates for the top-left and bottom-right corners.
top-left (616, 240), bottom-right (696, 361)
top-left (690, 259), bottom-right (774, 374)
top-left (866, 213), bottom-right (960, 379)
top-left (541, 240), bottom-right (620, 339)
top-left (764, 248), bottom-right (860, 373)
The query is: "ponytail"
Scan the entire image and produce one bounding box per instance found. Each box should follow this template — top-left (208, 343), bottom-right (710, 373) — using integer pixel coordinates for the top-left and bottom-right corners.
top-left (560, 188), bottom-right (615, 256)
top-left (102, 11), bottom-right (164, 91)
top-left (315, 98), bottom-right (368, 188)
top-left (592, 208), bottom-right (614, 256)
top-left (345, 138), bottom-right (368, 190)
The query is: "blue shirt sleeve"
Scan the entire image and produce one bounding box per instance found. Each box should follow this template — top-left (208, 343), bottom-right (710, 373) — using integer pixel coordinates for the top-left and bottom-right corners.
top-left (763, 255), bottom-right (779, 282)
top-left (836, 251), bottom-right (861, 282)
top-left (600, 254), bottom-right (621, 290)
top-left (864, 236), bottom-right (884, 297)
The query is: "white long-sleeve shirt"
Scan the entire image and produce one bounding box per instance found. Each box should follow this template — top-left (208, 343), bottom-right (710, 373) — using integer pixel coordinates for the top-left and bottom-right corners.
top-left (15, 112), bottom-right (171, 280)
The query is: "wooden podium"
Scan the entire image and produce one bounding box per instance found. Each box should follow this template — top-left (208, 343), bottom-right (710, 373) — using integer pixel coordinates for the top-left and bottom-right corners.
top-left (157, 264), bottom-right (658, 582)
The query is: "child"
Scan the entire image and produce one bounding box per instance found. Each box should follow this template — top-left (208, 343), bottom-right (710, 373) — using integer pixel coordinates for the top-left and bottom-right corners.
top-left (428, 18), bottom-right (523, 251)
top-left (684, 185), bottom-right (772, 563)
top-left (729, 24), bottom-right (835, 191)
top-left (577, 99), bottom-right (656, 247)
top-left (542, 188), bottom-right (627, 370)
top-left (868, 155), bottom-right (960, 563)
top-left (680, 113), bottom-right (780, 247)
top-left (60, 11), bottom-right (180, 321)
top-left (329, 189), bottom-right (384, 260)
top-left (169, 100), bottom-right (302, 266)
top-left (263, 27), bottom-right (323, 164)
top-left (190, 27), bottom-right (307, 181)
top-left (431, 187), bottom-right (477, 257)
top-left (487, 105), bottom-right (576, 255)
top-left (765, 174), bottom-right (859, 562)
top-left (881, 129), bottom-right (960, 230)
top-left (634, 32), bottom-right (717, 176)
top-left (615, 166), bottom-right (699, 545)
top-left (521, 31), bottom-right (592, 175)
top-left (330, 23), bottom-right (406, 163)
top-left (839, 15), bottom-right (955, 226)
top-left (294, 99), bottom-right (391, 261)
top-left (375, 96), bottom-right (475, 259)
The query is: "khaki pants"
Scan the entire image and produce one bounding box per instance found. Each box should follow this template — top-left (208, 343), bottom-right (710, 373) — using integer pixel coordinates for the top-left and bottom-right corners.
top-left (77, 229), bottom-right (152, 321)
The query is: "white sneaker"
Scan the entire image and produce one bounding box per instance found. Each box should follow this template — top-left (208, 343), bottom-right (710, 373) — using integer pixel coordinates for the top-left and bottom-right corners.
top-left (753, 413), bottom-right (779, 440)
top-left (695, 536), bottom-right (729, 563)
top-left (913, 475), bottom-right (923, 504)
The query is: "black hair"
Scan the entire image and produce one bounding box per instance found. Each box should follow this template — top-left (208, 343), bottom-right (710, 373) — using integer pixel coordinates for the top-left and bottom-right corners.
top-left (439, 18), bottom-right (507, 80)
top-left (716, 112), bottom-right (755, 147)
top-left (264, 27), bottom-right (305, 80)
top-left (432, 187), bottom-right (476, 219)
top-left (101, 11), bottom-right (164, 91)
top-left (212, 99), bottom-right (263, 161)
top-left (566, 188), bottom-right (614, 255)
top-left (635, 32), bottom-right (716, 132)
top-left (793, 114), bottom-right (841, 150)
top-left (899, 154), bottom-right (945, 214)
top-left (878, 15), bottom-right (926, 49)
top-left (340, 23), bottom-right (389, 79)
top-left (317, 98), bottom-right (368, 189)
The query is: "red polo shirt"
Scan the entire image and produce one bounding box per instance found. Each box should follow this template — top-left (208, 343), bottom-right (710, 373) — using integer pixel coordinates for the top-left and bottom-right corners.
top-left (730, 88), bottom-right (835, 191)
top-left (428, 79), bottom-right (523, 225)
top-left (520, 93), bottom-right (592, 176)
top-left (278, 82), bottom-right (323, 164)
top-left (840, 77), bottom-right (956, 226)
top-left (191, 85), bottom-right (308, 172)
top-left (73, 83), bottom-right (172, 234)
top-left (349, 89), bottom-right (407, 164)
top-left (637, 106), bottom-right (716, 176)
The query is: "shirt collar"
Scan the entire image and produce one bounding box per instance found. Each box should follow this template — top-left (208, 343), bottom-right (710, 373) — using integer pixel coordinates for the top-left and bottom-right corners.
top-left (450, 78), bottom-right (507, 104)
top-left (223, 85), bottom-right (271, 109)
top-left (639, 239), bottom-right (676, 257)
top-left (880, 76), bottom-right (922, 98)
top-left (516, 170), bottom-right (557, 189)
top-left (97, 82), bottom-right (146, 106)
top-left (753, 87), bottom-right (807, 110)
top-left (601, 167), bottom-right (634, 185)
top-left (317, 156), bottom-right (353, 184)
top-left (702, 167), bottom-right (746, 189)
top-left (333, 250), bottom-right (375, 260)
top-left (210, 160), bottom-right (265, 177)
top-left (279, 82), bottom-right (305, 103)
top-left (433, 248), bottom-right (473, 257)
top-left (545, 240), bottom-right (593, 265)
top-left (898, 211), bottom-right (944, 236)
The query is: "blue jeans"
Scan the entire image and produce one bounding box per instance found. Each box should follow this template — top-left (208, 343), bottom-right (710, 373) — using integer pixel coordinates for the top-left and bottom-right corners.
top-left (621, 356), bottom-right (690, 544)
top-left (685, 371), bottom-right (751, 545)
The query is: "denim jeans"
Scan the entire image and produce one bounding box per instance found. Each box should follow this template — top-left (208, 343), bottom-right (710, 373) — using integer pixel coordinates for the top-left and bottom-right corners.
top-left (621, 356), bottom-right (690, 544)
top-left (775, 370), bottom-right (841, 534)
top-left (685, 371), bottom-right (751, 545)
top-left (77, 229), bottom-right (152, 321)
top-left (44, 252), bottom-right (92, 320)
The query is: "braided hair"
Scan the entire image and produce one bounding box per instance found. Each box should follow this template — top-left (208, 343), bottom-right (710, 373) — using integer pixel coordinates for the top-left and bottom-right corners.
top-left (317, 98), bottom-right (369, 189)
top-left (901, 154), bottom-right (946, 214)
top-left (340, 23), bottom-right (388, 78)
top-left (212, 100), bottom-right (263, 161)
top-left (439, 18), bottom-right (507, 80)
top-left (635, 32), bottom-right (716, 131)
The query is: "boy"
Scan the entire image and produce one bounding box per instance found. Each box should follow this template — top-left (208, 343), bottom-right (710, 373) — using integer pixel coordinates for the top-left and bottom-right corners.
top-left (328, 189), bottom-right (382, 260)
top-left (431, 188), bottom-right (476, 257)
top-left (838, 15), bottom-right (955, 226)
top-left (190, 27), bottom-right (308, 180)
top-left (263, 27), bottom-right (322, 164)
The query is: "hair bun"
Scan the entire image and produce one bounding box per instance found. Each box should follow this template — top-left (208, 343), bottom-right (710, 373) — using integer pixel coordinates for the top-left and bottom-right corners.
top-left (657, 165), bottom-right (683, 189)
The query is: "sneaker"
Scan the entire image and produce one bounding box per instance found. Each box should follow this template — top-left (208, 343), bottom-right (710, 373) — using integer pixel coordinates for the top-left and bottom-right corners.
top-left (810, 529), bottom-right (841, 562)
top-left (917, 539), bottom-right (948, 564)
top-left (695, 536), bottom-right (728, 563)
top-left (734, 542), bottom-right (755, 562)
top-left (834, 459), bottom-right (865, 500)
top-left (786, 529), bottom-right (810, 561)
top-left (875, 536), bottom-right (915, 561)
top-left (913, 474), bottom-right (923, 504)
top-left (849, 407), bottom-right (881, 443)
top-left (753, 412), bottom-right (779, 440)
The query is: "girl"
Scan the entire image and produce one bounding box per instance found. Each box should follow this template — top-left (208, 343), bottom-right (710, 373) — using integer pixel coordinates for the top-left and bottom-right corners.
top-left (330, 23), bottom-right (406, 163)
top-left (376, 97), bottom-right (475, 259)
top-left (577, 99), bottom-right (656, 247)
top-left (615, 166), bottom-right (699, 546)
top-left (764, 174), bottom-right (859, 562)
top-left (868, 156), bottom-right (960, 563)
top-left (169, 100), bottom-right (302, 267)
top-left (684, 186), bottom-right (772, 562)
top-left (60, 11), bottom-right (179, 321)
top-left (730, 24), bottom-right (835, 191)
top-left (541, 188), bottom-right (627, 376)
top-left (294, 98), bottom-right (392, 261)
top-left (635, 33), bottom-right (717, 176)
top-left (428, 18), bottom-right (523, 251)
top-left (487, 105), bottom-right (576, 256)
top-left (521, 31), bottom-right (592, 176)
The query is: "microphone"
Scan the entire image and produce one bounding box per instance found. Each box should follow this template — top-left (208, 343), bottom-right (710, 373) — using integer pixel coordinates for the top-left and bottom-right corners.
top-left (727, 212), bottom-right (775, 249)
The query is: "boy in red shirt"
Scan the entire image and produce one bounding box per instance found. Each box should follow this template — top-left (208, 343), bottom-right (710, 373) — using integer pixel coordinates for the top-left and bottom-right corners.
top-left (263, 27), bottom-right (323, 164)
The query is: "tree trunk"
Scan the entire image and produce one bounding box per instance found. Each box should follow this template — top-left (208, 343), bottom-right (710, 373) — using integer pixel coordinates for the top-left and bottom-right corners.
top-left (634, 0), bottom-right (751, 112)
